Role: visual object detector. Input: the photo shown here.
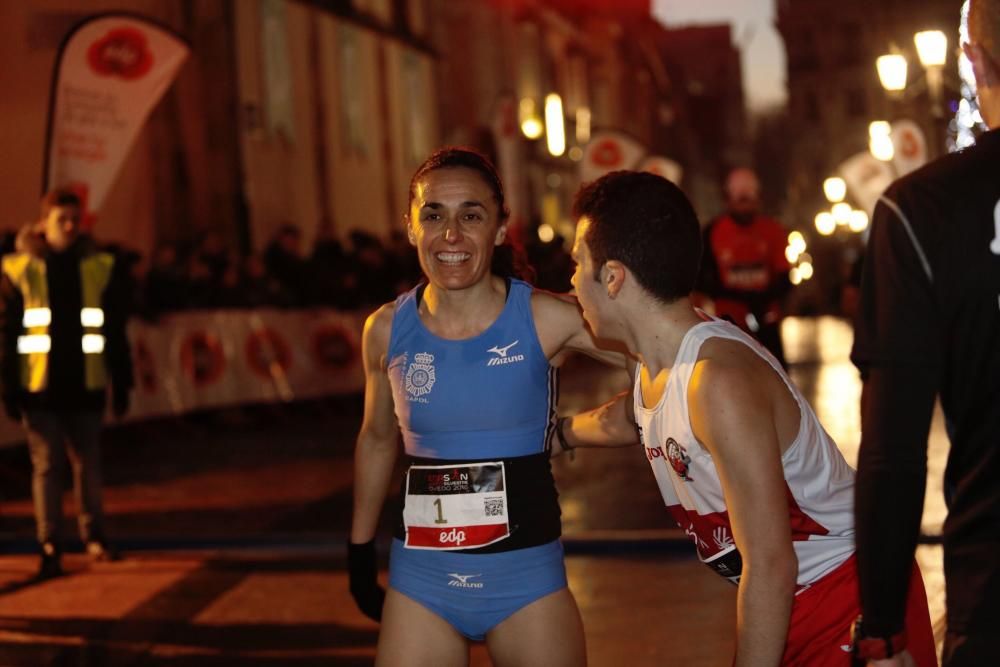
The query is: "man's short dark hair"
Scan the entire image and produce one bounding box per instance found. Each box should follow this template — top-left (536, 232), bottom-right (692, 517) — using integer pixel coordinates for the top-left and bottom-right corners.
top-left (572, 171), bottom-right (702, 303)
top-left (40, 188), bottom-right (82, 217)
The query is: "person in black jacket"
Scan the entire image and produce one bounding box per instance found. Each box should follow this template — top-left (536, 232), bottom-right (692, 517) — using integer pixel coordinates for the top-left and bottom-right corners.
top-left (850, 2), bottom-right (1000, 665)
top-left (0, 189), bottom-right (133, 579)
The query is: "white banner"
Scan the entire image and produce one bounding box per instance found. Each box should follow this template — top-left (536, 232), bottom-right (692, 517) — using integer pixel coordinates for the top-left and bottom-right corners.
top-left (0, 308), bottom-right (368, 447)
top-left (891, 119), bottom-right (928, 177)
top-left (637, 155), bottom-right (684, 185)
top-left (579, 131), bottom-right (646, 183)
top-left (45, 14), bottom-right (189, 219)
top-left (838, 151), bottom-right (896, 215)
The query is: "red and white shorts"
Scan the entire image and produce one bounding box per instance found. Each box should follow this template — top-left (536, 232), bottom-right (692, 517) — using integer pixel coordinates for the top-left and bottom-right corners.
top-left (781, 555), bottom-right (937, 666)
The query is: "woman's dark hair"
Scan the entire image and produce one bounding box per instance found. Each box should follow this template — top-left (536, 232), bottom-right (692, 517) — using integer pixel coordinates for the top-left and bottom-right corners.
top-left (408, 147), bottom-right (534, 282)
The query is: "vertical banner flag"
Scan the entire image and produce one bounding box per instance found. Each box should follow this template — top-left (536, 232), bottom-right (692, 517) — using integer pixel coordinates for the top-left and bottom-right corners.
top-left (44, 14), bottom-right (189, 223)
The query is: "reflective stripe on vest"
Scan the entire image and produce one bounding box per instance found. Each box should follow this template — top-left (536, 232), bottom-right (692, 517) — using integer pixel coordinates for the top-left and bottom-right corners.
top-left (1, 252), bottom-right (114, 392)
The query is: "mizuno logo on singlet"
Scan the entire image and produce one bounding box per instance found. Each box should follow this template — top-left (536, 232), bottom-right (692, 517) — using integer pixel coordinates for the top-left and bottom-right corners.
top-left (487, 340), bottom-right (525, 366)
top-left (447, 572), bottom-right (484, 588)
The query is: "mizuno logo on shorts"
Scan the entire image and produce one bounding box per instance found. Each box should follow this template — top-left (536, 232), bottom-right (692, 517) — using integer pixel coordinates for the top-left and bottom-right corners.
top-left (447, 572), bottom-right (484, 588)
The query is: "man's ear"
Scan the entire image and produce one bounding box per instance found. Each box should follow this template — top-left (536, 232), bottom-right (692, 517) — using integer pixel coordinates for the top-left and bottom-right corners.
top-left (964, 41), bottom-right (1000, 89)
top-left (604, 260), bottom-right (627, 298)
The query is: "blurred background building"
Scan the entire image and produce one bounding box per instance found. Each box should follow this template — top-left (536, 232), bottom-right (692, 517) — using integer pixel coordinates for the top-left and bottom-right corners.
top-left (0, 0), bottom-right (747, 262)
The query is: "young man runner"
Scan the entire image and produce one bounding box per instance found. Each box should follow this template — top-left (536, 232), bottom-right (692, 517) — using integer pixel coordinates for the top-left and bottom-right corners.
top-left (556, 171), bottom-right (936, 666)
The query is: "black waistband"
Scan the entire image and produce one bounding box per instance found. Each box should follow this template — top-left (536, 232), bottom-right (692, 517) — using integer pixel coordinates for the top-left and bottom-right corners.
top-left (394, 451), bottom-right (562, 553)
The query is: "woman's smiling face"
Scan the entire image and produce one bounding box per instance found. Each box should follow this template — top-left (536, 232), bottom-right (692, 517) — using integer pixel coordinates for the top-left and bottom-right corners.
top-left (408, 167), bottom-right (507, 291)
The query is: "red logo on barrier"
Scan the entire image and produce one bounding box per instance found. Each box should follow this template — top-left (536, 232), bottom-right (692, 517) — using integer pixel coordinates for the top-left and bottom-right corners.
top-left (134, 340), bottom-right (157, 393)
top-left (591, 139), bottom-right (623, 167)
top-left (312, 325), bottom-right (357, 370)
top-left (87, 27), bottom-right (153, 80)
top-left (180, 331), bottom-right (225, 387)
top-left (246, 328), bottom-right (292, 379)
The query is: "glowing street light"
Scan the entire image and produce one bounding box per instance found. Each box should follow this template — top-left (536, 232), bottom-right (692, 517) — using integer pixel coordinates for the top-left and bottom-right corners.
top-left (520, 98), bottom-right (543, 139)
top-left (914, 30), bottom-right (948, 67)
top-left (788, 231), bottom-right (807, 253)
top-left (544, 93), bottom-right (565, 157)
top-left (786, 245), bottom-right (801, 264)
top-left (823, 177), bottom-right (847, 203)
top-left (849, 209), bottom-right (870, 232)
top-left (877, 54), bottom-right (908, 92)
top-left (798, 261), bottom-right (814, 280)
top-left (790, 267), bottom-right (802, 285)
top-left (869, 120), bottom-right (891, 138)
top-left (815, 212), bottom-right (836, 236)
top-left (868, 120), bottom-right (894, 160)
top-left (832, 202), bottom-right (853, 226)
top-left (537, 223), bottom-right (555, 243)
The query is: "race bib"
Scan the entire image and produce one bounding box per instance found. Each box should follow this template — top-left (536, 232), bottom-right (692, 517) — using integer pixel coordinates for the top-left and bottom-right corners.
top-left (403, 461), bottom-right (510, 550)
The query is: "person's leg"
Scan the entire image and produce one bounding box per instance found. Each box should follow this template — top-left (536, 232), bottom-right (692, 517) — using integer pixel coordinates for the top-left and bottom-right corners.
top-left (485, 587), bottom-right (586, 667)
top-left (63, 411), bottom-right (107, 544)
top-left (375, 588), bottom-right (469, 667)
top-left (23, 411), bottom-right (67, 546)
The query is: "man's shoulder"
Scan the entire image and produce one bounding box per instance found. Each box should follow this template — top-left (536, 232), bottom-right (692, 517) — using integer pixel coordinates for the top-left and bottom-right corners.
top-left (887, 133), bottom-right (999, 202)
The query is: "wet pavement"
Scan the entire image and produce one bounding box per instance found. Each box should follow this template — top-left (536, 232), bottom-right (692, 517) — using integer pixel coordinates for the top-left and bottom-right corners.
top-left (0, 316), bottom-right (948, 665)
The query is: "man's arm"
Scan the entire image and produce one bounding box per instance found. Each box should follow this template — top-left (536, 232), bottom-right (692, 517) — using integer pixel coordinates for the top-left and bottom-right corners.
top-left (103, 256), bottom-right (135, 409)
top-left (689, 354), bottom-right (798, 667)
top-left (558, 387), bottom-right (639, 453)
top-left (851, 191), bottom-right (940, 642)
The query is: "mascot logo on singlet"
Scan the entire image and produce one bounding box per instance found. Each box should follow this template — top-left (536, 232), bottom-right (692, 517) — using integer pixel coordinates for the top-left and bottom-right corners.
top-left (665, 437), bottom-right (694, 482)
top-left (405, 352), bottom-right (437, 400)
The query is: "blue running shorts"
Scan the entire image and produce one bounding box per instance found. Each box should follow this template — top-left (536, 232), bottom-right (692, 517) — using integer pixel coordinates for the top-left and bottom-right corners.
top-left (388, 538), bottom-right (567, 640)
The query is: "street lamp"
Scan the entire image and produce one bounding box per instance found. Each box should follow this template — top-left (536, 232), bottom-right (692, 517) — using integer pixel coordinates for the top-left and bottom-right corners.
top-left (876, 54), bottom-right (908, 92)
top-left (869, 120), bottom-right (895, 161)
top-left (815, 212), bottom-right (836, 236)
top-left (914, 30), bottom-right (948, 116)
top-left (823, 177), bottom-right (847, 203)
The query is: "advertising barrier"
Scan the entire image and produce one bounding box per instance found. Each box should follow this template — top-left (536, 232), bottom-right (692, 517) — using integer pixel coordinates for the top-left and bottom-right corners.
top-left (0, 308), bottom-right (367, 447)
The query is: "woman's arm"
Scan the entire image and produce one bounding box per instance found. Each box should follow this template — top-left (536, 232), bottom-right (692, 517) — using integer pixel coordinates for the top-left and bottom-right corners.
top-left (531, 290), bottom-right (630, 368)
top-left (350, 303), bottom-right (402, 543)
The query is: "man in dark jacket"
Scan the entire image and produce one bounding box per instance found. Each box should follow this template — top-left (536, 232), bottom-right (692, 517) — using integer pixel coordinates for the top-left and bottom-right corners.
top-left (851, 2), bottom-right (1000, 664)
top-left (0, 189), bottom-right (133, 578)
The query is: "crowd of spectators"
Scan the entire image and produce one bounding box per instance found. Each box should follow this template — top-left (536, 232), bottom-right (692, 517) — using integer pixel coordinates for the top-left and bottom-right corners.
top-left (0, 224), bottom-right (575, 318)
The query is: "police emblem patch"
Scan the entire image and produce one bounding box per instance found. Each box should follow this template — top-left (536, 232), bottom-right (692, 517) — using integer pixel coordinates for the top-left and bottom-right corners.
top-left (405, 352), bottom-right (436, 398)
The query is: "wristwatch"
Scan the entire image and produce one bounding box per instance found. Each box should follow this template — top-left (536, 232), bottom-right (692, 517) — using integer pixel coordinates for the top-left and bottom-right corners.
top-left (851, 615), bottom-right (907, 661)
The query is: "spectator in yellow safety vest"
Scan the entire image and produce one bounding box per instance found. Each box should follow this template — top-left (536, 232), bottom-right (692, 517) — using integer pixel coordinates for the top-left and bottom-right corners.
top-left (0, 188), bottom-right (134, 579)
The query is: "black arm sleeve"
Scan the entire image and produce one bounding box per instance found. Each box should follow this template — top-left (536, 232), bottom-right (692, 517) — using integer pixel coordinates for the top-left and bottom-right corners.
top-left (0, 275), bottom-right (24, 400)
top-left (102, 258), bottom-right (134, 393)
top-left (851, 191), bottom-right (941, 637)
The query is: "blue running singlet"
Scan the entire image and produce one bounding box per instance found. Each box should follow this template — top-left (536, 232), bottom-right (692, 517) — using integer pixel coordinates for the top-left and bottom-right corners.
top-left (384, 279), bottom-right (567, 638)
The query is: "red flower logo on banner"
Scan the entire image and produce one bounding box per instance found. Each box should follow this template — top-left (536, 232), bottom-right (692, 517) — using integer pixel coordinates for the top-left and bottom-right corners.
top-left (87, 28), bottom-right (154, 80)
top-left (180, 331), bottom-right (226, 387)
top-left (312, 325), bottom-right (357, 370)
top-left (591, 139), bottom-right (623, 167)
